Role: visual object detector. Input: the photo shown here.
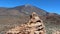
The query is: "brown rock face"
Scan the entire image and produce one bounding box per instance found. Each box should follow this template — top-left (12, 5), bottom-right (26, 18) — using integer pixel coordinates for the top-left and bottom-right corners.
top-left (6, 12), bottom-right (46, 34)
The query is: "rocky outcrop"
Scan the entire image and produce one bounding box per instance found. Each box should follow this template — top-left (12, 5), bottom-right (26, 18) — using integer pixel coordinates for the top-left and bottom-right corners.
top-left (6, 12), bottom-right (46, 34)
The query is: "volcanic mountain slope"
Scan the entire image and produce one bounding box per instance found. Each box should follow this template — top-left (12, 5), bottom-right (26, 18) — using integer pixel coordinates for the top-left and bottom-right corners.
top-left (0, 5), bottom-right (60, 34)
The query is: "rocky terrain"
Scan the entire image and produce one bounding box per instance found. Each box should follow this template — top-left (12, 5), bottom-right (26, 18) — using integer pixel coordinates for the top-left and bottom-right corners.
top-left (0, 5), bottom-right (60, 34)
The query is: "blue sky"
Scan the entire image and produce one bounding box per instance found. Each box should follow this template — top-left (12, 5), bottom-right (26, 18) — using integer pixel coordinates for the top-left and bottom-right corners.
top-left (0, 0), bottom-right (60, 14)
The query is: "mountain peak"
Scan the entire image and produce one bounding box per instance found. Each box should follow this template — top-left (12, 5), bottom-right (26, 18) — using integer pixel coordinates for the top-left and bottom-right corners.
top-left (24, 4), bottom-right (33, 7)
top-left (13, 5), bottom-right (48, 16)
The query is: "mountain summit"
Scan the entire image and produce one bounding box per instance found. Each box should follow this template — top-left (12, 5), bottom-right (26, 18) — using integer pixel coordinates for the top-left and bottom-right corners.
top-left (14, 5), bottom-right (49, 16)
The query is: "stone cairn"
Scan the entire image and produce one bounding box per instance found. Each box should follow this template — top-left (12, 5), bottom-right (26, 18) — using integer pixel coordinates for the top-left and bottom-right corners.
top-left (6, 12), bottom-right (46, 34)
